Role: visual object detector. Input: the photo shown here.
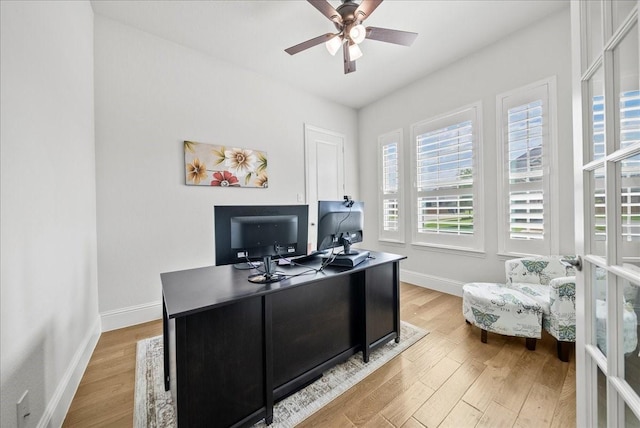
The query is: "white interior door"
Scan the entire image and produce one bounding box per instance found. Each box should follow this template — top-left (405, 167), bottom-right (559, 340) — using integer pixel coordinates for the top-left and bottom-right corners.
top-left (304, 124), bottom-right (345, 251)
top-left (572, 2), bottom-right (640, 426)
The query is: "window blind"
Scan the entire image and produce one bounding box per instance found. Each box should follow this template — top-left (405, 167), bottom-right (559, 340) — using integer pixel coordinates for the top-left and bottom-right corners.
top-left (378, 129), bottom-right (404, 242)
top-left (507, 100), bottom-right (545, 240)
top-left (382, 142), bottom-right (399, 232)
top-left (416, 120), bottom-right (474, 235)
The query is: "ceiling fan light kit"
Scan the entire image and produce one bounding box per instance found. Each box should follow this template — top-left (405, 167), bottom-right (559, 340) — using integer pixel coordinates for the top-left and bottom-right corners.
top-left (348, 43), bottom-right (363, 61)
top-left (349, 24), bottom-right (367, 44)
top-left (285, 0), bottom-right (418, 74)
top-left (325, 35), bottom-right (343, 56)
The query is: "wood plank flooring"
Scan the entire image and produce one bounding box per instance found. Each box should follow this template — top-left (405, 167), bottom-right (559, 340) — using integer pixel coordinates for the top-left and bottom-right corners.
top-left (63, 283), bottom-right (576, 427)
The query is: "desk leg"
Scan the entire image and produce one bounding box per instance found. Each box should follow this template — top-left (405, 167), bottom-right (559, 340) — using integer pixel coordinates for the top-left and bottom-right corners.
top-left (264, 295), bottom-right (274, 425)
top-left (363, 277), bottom-right (370, 364)
top-left (394, 261), bottom-right (401, 343)
top-left (163, 297), bottom-right (170, 391)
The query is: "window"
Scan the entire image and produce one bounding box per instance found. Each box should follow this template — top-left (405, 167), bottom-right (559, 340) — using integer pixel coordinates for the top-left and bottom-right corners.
top-left (411, 103), bottom-right (483, 251)
top-left (378, 129), bottom-right (404, 242)
top-left (497, 77), bottom-right (557, 255)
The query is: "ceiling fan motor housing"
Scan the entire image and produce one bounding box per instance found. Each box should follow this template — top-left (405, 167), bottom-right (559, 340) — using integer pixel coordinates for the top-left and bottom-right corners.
top-left (334, 1), bottom-right (362, 36)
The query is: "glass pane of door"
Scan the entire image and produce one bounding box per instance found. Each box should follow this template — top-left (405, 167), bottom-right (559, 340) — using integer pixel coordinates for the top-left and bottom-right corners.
top-left (587, 0), bottom-right (603, 68)
top-left (593, 166), bottom-right (607, 256)
top-left (595, 265), bottom-right (609, 355)
top-left (598, 364), bottom-right (607, 427)
top-left (590, 67), bottom-right (606, 161)
top-left (612, 1), bottom-right (637, 31)
top-left (625, 403), bottom-right (640, 427)
top-left (619, 153), bottom-right (640, 265)
top-left (613, 22), bottom-right (639, 152)
top-left (623, 278), bottom-right (640, 393)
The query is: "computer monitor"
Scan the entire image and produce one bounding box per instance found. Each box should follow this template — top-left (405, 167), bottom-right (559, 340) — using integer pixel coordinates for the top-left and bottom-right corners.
top-left (214, 205), bottom-right (309, 283)
top-left (317, 198), bottom-right (364, 256)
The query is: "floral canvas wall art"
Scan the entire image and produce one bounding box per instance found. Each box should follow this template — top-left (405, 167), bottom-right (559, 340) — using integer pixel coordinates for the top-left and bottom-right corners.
top-left (184, 141), bottom-right (268, 188)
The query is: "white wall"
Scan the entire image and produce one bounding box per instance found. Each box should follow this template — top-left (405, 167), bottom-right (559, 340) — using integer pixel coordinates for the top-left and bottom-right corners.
top-left (0, 2), bottom-right (100, 427)
top-left (93, 16), bottom-right (359, 328)
top-left (358, 8), bottom-right (574, 294)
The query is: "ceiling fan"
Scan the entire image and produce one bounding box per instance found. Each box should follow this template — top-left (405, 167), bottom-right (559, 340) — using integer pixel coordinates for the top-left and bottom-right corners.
top-left (285, 0), bottom-right (418, 74)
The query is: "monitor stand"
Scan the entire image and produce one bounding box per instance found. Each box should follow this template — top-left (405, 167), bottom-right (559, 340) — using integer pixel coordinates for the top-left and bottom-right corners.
top-left (248, 256), bottom-right (286, 284)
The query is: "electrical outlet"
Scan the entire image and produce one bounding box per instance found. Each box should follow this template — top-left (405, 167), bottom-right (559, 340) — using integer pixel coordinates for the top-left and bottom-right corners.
top-left (17, 390), bottom-right (30, 428)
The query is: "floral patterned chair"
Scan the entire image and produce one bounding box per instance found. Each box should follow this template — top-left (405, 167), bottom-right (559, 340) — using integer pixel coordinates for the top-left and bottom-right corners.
top-left (503, 255), bottom-right (578, 361)
top-left (464, 256), bottom-right (639, 362)
top-left (463, 256), bottom-right (577, 361)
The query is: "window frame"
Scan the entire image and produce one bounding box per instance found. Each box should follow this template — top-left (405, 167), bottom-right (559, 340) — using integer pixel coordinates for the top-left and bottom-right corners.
top-left (410, 102), bottom-right (484, 252)
top-left (496, 76), bottom-right (559, 256)
top-left (377, 128), bottom-right (405, 243)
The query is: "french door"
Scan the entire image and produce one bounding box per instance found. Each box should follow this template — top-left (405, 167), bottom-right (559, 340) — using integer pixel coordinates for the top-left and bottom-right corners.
top-left (572, 1), bottom-right (640, 426)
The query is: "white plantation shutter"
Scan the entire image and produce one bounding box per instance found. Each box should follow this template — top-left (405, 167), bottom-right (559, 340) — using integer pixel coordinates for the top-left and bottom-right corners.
top-left (497, 78), bottom-right (556, 255)
top-left (411, 103), bottom-right (483, 250)
top-left (507, 100), bottom-right (545, 241)
top-left (378, 129), bottom-right (404, 242)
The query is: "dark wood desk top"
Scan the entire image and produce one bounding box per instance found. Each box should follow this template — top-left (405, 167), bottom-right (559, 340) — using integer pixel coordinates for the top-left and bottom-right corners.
top-left (161, 250), bottom-right (405, 319)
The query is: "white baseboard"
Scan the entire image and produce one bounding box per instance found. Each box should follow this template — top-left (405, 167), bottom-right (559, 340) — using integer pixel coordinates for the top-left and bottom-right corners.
top-left (400, 269), bottom-right (464, 297)
top-left (98, 275), bottom-right (459, 332)
top-left (101, 301), bottom-right (162, 332)
top-left (38, 316), bottom-right (101, 428)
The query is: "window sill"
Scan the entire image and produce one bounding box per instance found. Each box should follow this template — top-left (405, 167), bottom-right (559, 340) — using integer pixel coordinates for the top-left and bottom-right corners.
top-left (411, 242), bottom-right (486, 258)
top-left (378, 238), bottom-right (406, 245)
top-left (496, 251), bottom-right (547, 261)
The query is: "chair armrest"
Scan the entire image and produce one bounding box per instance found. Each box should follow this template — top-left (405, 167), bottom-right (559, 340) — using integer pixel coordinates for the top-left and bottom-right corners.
top-left (549, 276), bottom-right (576, 312)
top-left (547, 276), bottom-right (577, 342)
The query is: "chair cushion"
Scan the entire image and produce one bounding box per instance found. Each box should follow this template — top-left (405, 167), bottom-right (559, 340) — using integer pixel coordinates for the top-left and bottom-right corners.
top-left (507, 282), bottom-right (551, 316)
top-left (462, 282), bottom-right (543, 339)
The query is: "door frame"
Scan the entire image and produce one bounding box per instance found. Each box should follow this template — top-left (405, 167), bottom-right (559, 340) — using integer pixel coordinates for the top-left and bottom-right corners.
top-left (304, 123), bottom-right (346, 251)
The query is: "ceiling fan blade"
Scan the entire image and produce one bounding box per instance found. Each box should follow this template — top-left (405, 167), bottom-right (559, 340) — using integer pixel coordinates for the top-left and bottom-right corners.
top-left (365, 26), bottom-right (418, 46)
top-left (343, 43), bottom-right (356, 74)
top-left (285, 33), bottom-right (337, 55)
top-left (307, 0), bottom-right (343, 25)
top-left (354, 0), bottom-right (383, 22)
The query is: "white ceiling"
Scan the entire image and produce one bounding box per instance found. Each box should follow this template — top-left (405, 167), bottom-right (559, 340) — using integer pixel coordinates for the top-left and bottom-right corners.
top-left (90, 0), bottom-right (569, 109)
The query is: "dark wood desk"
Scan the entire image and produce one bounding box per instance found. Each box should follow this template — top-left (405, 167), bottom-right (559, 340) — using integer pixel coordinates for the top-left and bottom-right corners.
top-left (161, 251), bottom-right (405, 427)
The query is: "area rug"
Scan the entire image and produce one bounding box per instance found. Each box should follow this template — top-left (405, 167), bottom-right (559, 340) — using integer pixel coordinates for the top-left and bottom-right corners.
top-left (134, 321), bottom-right (427, 428)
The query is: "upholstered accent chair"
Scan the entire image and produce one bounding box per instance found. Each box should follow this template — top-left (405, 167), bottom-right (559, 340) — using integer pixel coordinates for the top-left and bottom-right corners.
top-left (503, 256), bottom-right (578, 361)
top-left (465, 256), bottom-right (639, 362)
top-left (464, 256), bottom-right (577, 361)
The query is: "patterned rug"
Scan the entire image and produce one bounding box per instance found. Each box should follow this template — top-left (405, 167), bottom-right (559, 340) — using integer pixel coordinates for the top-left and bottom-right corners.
top-left (134, 321), bottom-right (427, 427)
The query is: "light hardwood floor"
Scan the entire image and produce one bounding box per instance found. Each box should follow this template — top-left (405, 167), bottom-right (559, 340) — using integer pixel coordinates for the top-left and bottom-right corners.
top-left (63, 283), bottom-right (576, 427)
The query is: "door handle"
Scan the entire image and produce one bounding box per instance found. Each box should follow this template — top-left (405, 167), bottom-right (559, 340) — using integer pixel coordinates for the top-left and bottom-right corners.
top-left (562, 255), bottom-right (583, 272)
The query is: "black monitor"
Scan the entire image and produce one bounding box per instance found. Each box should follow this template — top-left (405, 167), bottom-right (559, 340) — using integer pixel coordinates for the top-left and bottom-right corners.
top-left (214, 205), bottom-right (308, 283)
top-left (317, 198), bottom-right (364, 256)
